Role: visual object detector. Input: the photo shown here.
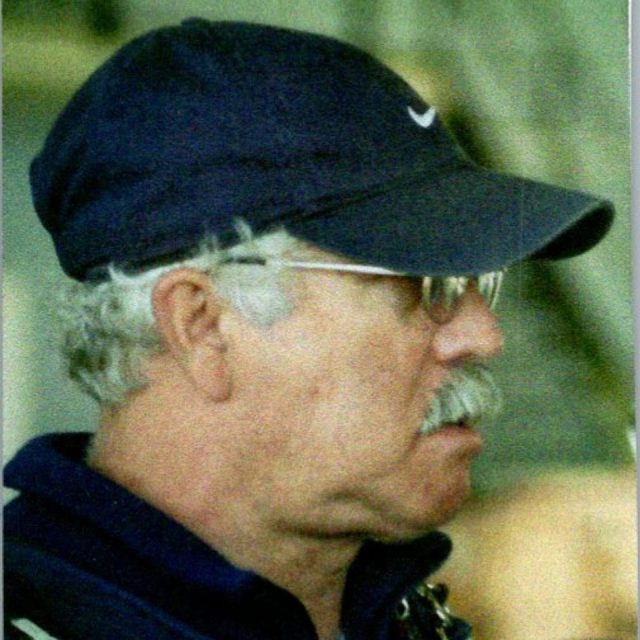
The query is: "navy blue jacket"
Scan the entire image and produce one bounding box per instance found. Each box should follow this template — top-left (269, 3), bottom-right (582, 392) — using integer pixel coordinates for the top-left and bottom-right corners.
top-left (4, 434), bottom-right (471, 639)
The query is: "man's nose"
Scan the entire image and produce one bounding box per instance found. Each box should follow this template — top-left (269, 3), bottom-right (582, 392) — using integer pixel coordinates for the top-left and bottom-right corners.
top-left (429, 289), bottom-right (504, 363)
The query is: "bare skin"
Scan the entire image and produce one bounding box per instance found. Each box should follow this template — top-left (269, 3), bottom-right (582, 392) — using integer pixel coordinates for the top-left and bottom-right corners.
top-left (89, 261), bottom-right (502, 639)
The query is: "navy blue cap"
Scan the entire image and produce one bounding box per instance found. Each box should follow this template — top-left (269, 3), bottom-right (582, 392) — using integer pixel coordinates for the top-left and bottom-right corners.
top-left (30, 18), bottom-right (614, 280)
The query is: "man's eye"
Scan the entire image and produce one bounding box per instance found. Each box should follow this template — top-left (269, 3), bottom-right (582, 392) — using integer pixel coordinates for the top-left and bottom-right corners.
top-left (392, 277), bottom-right (423, 312)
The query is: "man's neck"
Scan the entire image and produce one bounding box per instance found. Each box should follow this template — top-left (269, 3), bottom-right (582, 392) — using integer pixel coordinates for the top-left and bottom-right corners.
top-left (164, 489), bottom-right (359, 640)
top-left (90, 408), bottom-right (361, 640)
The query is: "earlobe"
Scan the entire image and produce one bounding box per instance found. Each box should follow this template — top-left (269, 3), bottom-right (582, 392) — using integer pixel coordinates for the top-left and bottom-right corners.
top-left (152, 268), bottom-right (232, 401)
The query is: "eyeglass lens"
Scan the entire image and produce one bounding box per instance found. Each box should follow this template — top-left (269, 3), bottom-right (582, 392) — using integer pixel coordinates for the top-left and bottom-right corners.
top-left (423, 272), bottom-right (504, 313)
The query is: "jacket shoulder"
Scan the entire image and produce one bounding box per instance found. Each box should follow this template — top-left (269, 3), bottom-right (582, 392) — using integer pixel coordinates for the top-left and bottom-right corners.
top-left (5, 540), bottom-right (215, 640)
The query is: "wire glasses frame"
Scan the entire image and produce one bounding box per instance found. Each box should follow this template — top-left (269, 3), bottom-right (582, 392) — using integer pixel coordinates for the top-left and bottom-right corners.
top-left (221, 256), bottom-right (505, 315)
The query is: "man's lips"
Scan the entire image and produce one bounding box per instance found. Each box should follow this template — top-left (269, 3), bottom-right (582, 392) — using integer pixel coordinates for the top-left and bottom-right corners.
top-left (420, 417), bottom-right (478, 436)
top-left (434, 421), bottom-right (477, 433)
top-left (441, 421), bottom-right (477, 431)
top-left (426, 423), bottom-right (485, 452)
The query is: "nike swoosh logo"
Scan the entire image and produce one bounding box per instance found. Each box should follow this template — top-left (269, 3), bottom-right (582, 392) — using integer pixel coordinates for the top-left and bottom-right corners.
top-left (408, 105), bottom-right (437, 128)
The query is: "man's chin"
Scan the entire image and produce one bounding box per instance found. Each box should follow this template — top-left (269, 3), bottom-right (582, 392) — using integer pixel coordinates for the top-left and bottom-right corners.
top-left (370, 493), bottom-right (471, 544)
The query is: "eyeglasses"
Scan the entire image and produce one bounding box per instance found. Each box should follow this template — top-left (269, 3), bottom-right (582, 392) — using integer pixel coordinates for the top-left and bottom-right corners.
top-left (220, 257), bottom-right (505, 318)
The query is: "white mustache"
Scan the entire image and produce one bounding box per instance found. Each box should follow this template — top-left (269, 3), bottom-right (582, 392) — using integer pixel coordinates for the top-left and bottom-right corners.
top-left (421, 363), bottom-right (502, 435)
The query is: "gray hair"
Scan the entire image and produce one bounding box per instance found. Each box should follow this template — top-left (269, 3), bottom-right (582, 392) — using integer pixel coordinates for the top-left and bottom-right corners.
top-left (58, 226), bottom-right (304, 406)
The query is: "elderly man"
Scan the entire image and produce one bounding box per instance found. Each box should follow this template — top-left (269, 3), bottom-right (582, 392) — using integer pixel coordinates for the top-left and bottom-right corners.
top-left (4, 18), bottom-right (613, 640)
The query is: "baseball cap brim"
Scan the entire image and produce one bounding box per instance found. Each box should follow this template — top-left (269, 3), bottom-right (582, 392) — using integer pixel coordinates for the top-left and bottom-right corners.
top-left (280, 164), bottom-right (614, 276)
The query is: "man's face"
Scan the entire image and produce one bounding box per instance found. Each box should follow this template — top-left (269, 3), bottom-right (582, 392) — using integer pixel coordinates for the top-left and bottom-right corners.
top-left (224, 258), bottom-right (503, 542)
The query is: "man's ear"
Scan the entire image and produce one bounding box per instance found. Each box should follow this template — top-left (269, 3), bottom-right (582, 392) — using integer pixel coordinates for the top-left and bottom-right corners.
top-left (151, 268), bottom-right (231, 401)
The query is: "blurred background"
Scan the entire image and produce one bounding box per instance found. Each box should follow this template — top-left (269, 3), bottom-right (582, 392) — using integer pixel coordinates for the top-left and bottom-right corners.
top-left (3, 1), bottom-right (636, 638)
